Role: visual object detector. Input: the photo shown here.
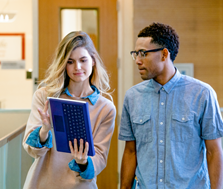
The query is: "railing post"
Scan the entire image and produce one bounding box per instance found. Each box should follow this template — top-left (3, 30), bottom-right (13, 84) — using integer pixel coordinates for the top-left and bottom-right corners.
top-left (0, 144), bottom-right (8, 189)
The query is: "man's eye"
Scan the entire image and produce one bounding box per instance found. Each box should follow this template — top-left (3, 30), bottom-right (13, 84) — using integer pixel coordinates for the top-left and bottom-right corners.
top-left (139, 51), bottom-right (145, 56)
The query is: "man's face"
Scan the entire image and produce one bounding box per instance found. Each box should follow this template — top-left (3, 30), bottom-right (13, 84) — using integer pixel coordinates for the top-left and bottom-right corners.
top-left (135, 37), bottom-right (165, 80)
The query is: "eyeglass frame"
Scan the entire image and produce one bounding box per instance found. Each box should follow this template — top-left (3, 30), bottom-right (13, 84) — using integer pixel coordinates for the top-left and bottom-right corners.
top-left (130, 48), bottom-right (164, 60)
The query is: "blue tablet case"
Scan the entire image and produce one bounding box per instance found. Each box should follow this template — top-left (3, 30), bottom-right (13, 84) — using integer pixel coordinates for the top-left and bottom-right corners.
top-left (47, 97), bottom-right (95, 156)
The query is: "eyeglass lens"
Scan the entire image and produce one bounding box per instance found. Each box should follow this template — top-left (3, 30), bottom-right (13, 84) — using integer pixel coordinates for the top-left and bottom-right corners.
top-left (131, 48), bottom-right (164, 60)
top-left (131, 51), bottom-right (144, 60)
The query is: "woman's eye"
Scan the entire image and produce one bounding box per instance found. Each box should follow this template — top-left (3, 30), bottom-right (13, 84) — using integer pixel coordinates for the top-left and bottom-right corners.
top-left (81, 59), bottom-right (87, 63)
top-left (67, 61), bottom-right (73, 64)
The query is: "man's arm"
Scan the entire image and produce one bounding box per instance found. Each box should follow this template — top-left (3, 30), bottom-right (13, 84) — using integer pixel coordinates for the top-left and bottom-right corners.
top-left (205, 138), bottom-right (223, 189)
top-left (120, 140), bottom-right (137, 189)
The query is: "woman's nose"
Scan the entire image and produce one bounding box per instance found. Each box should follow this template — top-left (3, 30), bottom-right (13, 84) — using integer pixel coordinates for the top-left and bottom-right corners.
top-left (74, 62), bottom-right (81, 69)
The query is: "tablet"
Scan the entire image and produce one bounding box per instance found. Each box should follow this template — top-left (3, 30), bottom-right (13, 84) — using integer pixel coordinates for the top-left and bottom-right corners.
top-left (47, 97), bottom-right (95, 156)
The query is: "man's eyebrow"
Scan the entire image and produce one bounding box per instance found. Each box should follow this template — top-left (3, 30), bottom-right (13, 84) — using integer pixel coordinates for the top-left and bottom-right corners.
top-left (135, 49), bottom-right (146, 51)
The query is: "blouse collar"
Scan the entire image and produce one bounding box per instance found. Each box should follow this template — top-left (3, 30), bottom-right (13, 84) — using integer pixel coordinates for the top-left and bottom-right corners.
top-left (63, 85), bottom-right (100, 105)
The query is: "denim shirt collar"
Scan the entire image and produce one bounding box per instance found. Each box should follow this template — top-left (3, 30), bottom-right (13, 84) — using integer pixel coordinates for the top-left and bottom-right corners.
top-left (64, 85), bottom-right (100, 105)
top-left (151, 67), bottom-right (181, 94)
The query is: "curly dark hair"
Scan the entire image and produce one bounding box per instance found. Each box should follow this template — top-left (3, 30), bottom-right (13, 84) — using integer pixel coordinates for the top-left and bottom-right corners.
top-left (138, 22), bottom-right (179, 62)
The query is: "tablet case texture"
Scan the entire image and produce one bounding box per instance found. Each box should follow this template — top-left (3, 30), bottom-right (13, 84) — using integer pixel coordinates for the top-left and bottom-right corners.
top-left (48, 97), bottom-right (95, 156)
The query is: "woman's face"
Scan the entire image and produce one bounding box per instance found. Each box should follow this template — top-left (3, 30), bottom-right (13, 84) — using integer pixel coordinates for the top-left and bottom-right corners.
top-left (66, 47), bottom-right (94, 84)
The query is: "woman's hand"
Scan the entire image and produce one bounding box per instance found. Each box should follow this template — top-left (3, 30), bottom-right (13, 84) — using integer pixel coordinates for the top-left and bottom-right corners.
top-left (38, 100), bottom-right (51, 143)
top-left (69, 139), bottom-right (89, 165)
top-left (38, 100), bottom-right (51, 132)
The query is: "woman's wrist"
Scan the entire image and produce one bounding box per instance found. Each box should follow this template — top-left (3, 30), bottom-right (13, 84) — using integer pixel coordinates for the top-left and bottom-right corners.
top-left (40, 126), bottom-right (49, 134)
top-left (39, 126), bottom-right (49, 143)
top-left (77, 161), bottom-right (88, 172)
top-left (76, 159), bottom-right (88, 165)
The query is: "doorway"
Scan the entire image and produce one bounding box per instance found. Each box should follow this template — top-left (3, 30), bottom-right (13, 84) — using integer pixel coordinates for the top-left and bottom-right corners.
top-left (38, 0), bottom-right (118, 188)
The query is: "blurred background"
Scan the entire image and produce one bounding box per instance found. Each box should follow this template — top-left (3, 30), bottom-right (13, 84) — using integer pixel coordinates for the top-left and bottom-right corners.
top-left (0, 0), bottom-right (222, 188)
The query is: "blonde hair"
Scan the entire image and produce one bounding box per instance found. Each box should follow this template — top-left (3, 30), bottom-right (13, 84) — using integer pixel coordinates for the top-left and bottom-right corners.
top-left (38, 31), bottom-right (112, 100)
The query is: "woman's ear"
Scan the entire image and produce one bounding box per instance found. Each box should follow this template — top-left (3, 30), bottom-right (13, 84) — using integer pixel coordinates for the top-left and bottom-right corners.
top-left (92, 56), bottom-right (96, 66)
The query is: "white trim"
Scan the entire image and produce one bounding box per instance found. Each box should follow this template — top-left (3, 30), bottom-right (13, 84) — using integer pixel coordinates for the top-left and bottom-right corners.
top-left (117, 0), bottom-right (134, 188)
top-left (32, 0), bottom-right (39, 93)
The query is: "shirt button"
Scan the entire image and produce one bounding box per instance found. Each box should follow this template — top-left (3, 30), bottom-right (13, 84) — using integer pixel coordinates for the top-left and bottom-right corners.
top-left (160, 160), bottom-right (163, 163)
top-left (160, 140), bottom-right (163, 143)
top-left (160, 179), bottom-right (163, 182)
top-left (182, 117), bottom-right (185, 121)
top-left (140, 119), bottom-right (142, 123)
top-left (160, 122), bottom-right (163, 125)
top-left (162, 88), bottom-right (164, 90)
top-left (161, 102), bottom-right (164, 105)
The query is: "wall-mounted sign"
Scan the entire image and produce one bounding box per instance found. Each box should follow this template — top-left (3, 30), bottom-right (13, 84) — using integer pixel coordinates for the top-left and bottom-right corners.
top-left (175, 63), bottom-right (194, 77)
top-left (1, 60), bottom-right (25, 69)
top-left (0, 33), bottom-right (25, 69)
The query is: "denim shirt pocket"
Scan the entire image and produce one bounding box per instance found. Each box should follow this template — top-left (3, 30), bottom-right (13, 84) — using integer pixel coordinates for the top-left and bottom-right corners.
top-left (132, 115), bottom-right (153, 143)
top-left (171, 114), bottom-right (194, 142)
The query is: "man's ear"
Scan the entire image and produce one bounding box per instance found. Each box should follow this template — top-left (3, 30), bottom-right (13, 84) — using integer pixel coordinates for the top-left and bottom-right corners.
top-left (162, 48), bottom-right (169, 61)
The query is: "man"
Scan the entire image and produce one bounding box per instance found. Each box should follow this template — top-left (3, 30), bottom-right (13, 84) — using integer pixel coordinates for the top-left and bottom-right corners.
top-left (118, 22), bottom-right (223, 189)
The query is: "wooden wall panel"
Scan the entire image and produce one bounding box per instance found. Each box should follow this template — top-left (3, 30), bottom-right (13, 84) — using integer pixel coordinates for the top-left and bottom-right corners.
top-left (133, 0), bottom-right (223, 106)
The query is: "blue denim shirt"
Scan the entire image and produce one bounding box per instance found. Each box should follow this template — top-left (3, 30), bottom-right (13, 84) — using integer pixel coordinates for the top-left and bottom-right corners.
top-left (26, 85), bottom-right (100, 179)
top-left (119, 69), bottom-right (223, 189)
top-left (64, 85), bottom-right (100, 105)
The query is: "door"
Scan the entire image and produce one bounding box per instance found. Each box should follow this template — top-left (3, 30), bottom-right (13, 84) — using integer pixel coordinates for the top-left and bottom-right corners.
top-left (38, 0), bottom-right (118, 188)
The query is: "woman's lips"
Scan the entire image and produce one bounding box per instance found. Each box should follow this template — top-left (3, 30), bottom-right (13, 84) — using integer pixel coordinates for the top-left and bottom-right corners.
top-left (73, 72), bottom-right (83, 75)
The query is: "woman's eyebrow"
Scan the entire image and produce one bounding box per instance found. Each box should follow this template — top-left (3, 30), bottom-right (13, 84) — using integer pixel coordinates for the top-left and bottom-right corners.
top-left (80, 56), bottom-right (88, 59)
top-left (68, 56), bottom-right (88, 60)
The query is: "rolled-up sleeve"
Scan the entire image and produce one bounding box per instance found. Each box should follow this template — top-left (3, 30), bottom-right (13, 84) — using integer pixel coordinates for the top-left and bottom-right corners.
top-left (201, 88), bottom-right (223, 140)
top-left (26, 126), bottom-right (53, 148)
top-left (118, 95), bottom-right (135, 141)
top-left (68, 157), bottom-right (94, 179)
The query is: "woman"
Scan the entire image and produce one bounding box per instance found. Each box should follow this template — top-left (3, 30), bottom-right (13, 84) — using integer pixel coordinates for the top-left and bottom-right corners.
top-left (23, 31), bottom-right (116, 189)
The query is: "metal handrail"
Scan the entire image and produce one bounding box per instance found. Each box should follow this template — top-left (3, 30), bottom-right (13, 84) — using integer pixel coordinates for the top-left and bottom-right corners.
top-left (0, 124), bottom-right (26, 148)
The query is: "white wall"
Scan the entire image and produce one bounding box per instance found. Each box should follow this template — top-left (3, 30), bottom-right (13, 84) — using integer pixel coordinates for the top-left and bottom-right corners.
top-left (117, 0), bottom-right (134, 187)
top-left (0, 110), bottom-right (30, 139)
top-left (0, 0), bottom-right (33, 109)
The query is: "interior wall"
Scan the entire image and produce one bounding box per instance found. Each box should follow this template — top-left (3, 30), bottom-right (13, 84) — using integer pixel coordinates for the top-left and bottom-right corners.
top-left (0, 111), bottom-right (30, 139)
top-left (117, 0), bottom-right (134, 187)
top-left (0, 0), bottom-right (33, 109)
top-left (133, 0), bottom-right (223, 106)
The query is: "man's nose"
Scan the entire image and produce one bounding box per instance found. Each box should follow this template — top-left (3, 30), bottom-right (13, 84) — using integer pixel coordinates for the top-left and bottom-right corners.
top-left (135, 56), bottom-right (142, 65)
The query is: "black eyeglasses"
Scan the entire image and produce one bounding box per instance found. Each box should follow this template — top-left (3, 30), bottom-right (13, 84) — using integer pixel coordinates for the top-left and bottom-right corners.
top-left (130, 48), bottom-right (164, 60)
